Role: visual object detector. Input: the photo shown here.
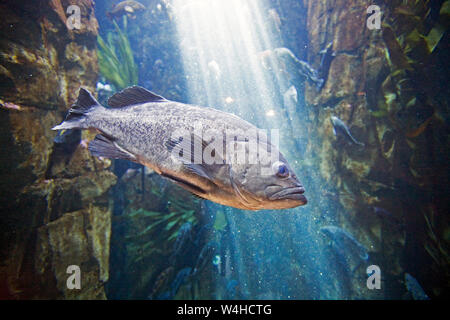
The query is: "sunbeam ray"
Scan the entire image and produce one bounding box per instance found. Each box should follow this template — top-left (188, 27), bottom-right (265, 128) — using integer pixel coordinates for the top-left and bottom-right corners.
top-left (172, 0), bottom-right (340, 299)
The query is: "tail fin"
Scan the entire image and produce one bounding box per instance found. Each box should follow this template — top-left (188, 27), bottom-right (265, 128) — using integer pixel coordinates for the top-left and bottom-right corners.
top-left (52, 88), bottom-right (101, 131)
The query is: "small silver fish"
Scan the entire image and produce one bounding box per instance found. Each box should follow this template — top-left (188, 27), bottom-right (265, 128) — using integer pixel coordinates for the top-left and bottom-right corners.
top-left (192, 241), bottom-right (216, 276)
top-left (268, 9), bottom-right (281, 33)
top-left (283, 85), bottom-right (298, 105)
top-left (273, 47), bottom-right (324, 89)
top-left (120, 168), bottom-right (139, 183)
top-left (320, 225), bottom-right (369, 261)
top-left (404, 273), bottom-right (430, 300)
top-left (170, 221), bottom-right (193, 260)
top-left (53, 86), bottom-right (307, 210)
top-left (330, 116), bottom-right (365, 147)
top-left (107, 1), bottom-right (146, 19)
top-left (283, 86), bottom-right (302, 131)
top-left (318, 41), bottom-right (335, 87)
top-left (207, 60), bottom-right (221, 80)
top-left (171, 267), bottom-right (192, 297)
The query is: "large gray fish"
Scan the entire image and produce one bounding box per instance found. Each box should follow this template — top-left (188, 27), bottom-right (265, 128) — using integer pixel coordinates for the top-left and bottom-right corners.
top-left (330, 116), bottom-right (365, 147)
top-left (318, 41), bottom-right (336, 88)
top-left (52, 86), bottom-right (307, 210)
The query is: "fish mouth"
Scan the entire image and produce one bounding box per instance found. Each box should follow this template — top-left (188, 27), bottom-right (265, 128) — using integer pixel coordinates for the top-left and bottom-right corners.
top-left (268, 186), bottom-right (307, 204)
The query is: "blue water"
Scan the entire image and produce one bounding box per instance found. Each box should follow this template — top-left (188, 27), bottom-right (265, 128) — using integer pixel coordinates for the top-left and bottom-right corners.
top-left (1, 0), bottom-right (448, 301)
top-left (97, 0), bottom-right (363, 300)
top-left (93, 0), bottom-right (445, 300)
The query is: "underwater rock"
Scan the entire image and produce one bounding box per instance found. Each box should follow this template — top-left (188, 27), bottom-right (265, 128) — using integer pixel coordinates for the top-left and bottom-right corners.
top-left (304, 0), bottom-right (450, 298)
top-left (333, 5), bottom-right (367, 52)
top-left (0, 0), bottom-right (113, 299)
top-left (34, 206), bottom-right (111, 299)
top-left (310, 53), bottom-right (361, 107)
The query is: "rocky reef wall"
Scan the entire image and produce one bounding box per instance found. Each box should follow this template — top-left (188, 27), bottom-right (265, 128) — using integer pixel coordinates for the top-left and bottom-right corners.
top-left (0, 0), bottom-right (116, 299)
top-left (303, 0), bottom-right (449, 298)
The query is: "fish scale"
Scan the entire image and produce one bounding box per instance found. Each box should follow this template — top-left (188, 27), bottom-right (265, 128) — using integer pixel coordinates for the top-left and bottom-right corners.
top-left (91, 102), bottom-right (254, 168)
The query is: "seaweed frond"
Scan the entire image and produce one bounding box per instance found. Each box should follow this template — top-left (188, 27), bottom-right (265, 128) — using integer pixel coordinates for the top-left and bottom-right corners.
top-left (423, 205), bottom-right (450, 274)
top-left (97, 17), bottom-right (138, 90)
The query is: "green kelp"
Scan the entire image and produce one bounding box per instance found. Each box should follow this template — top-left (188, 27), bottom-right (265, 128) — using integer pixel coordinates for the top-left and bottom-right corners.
top-left (368, 0), bottom-right (450, 297)
top-left (373, 1), bottom-right (448, 131)
top-left (213, 209), bottom-right (228, 232)
top-left (97, 17), bottom-right (138, 90)
top-left (111, 205), bottom-right (198, 298)
top-left (423, 204), bottom-right (450, 295)
top-left (107, 168), bottom-right (205, 299)
top-left (120, 206), bottom-right (198, 254)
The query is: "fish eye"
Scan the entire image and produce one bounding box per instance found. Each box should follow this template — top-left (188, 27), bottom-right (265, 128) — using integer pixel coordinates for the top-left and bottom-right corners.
top-left (272, 161), bottom-right (289, 178)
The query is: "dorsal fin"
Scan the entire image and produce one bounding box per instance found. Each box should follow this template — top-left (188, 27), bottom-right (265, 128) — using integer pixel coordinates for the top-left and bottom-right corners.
top-left (74, 87), bottom-right (101, 112)
top-left (107, 86), bottom-right (167, 107)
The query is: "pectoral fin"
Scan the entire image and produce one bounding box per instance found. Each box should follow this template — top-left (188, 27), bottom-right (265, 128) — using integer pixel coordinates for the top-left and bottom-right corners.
top-left (184, 163), bottom-right (212, 180)
top-left (165, 132), bottom-right (226, 182)
top-left (89, 134), bottom-right (136, 161)
top-left (160, 172), bottom-right (207, 197)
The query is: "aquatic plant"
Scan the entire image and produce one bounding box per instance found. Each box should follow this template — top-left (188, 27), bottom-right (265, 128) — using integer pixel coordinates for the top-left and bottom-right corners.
top-left (371, 0), bottom-right (448, 130)
top-left (213, 209), bottom-right (228, 231)
top-left (97, 17), bottom-right (138, 90)
top-left (423, 204), bottom-right (450, 293)
top-left (121, 205), bottom-right (197, 245)
top-left (119, 198), bottom-right (200, 298)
